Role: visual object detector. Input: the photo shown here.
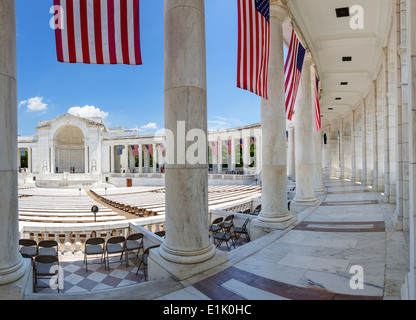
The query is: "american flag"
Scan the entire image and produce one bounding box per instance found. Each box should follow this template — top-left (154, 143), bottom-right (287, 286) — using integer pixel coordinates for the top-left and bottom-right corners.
top-left (145, 144), bottom-right (153, 157)
top-left (131, 145), bottom-right (139, 157)
top-left (314, 73), bottom-right (322, 131)
top-left (210, 141), bottom-right (218, 156)
top-left (53, 0), bottom-right (142, 65)
top-left (237, 0), bottom-right (270, 99)
top-left (225, 140), bottom-right (231, 155)
top-left (285, 29), bottom-right (306, 120)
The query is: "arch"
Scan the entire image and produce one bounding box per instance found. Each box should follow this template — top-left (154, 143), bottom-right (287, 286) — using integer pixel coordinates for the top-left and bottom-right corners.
top-left (53, 125), bottom-right (86, 173)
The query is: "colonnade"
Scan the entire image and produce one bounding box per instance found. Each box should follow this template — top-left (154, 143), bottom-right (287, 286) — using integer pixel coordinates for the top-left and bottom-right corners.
top-left (108, 143), bottom-right (160, 174)
top-left (208, 134), bottom-right (262, 174)
top-left (2, 0), bottom-right (416, 301)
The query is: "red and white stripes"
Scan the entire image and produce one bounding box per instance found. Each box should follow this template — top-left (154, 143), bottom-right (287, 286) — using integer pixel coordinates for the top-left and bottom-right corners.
top-left (237, 0), bottom-right (270, 99)
top-left (314, 73), bottom-right (322, 131)
top-left (54, 0), bottom-right (142, 65)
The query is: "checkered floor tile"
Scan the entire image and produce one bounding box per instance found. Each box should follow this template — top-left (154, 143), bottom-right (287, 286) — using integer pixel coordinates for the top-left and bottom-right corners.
top-left (33, 236), bottom-right (250, 294)
top-left (34, 253), bottom-right (145, 294)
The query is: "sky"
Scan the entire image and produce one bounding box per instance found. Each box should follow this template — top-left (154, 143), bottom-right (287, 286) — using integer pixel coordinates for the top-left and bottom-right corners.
top-left (16, 1), bottom-right (283, 136)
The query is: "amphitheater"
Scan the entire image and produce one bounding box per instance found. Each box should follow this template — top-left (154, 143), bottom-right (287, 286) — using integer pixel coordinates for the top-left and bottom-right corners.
top-left (1, 0), bottom-right (416, 304)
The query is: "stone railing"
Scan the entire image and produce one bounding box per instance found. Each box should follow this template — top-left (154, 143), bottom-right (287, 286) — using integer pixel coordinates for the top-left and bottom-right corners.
top-left (18, 216), bottom-right (165, 255)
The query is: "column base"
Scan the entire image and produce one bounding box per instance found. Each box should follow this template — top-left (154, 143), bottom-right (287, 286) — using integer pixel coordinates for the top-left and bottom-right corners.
top-left (0, 258), bottom-right (32, 299)
top-left (250, 215), bottom-right (297, 240)
top-left (314, 187), bottom-right (325, 195)
top-left (148, 246), bottom-right (228, 281)
top-left (290, 197), bottom-right (319, 214)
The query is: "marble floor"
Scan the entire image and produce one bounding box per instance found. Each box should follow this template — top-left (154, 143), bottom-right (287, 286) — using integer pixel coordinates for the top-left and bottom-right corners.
top-left (157, 178), bottom-right (409, 300)
top-left (28, 178), bottom-right (409, 300)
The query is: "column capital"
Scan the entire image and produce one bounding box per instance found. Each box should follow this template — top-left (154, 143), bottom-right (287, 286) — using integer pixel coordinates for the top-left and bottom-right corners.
top-left (303, 51), bottom-right (313, 66)
top-left (270, 0), bottom-right (288, 22)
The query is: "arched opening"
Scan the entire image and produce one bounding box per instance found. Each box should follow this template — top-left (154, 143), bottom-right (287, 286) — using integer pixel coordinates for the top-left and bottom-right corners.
top-left (54, 125), bottom-right (86, 173)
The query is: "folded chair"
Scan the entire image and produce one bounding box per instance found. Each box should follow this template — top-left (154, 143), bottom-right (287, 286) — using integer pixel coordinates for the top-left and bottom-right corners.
top-left (84, 237), bottom-right (105, 272)
top-left (105, 236), bottom-right (126, 270)
top-left (213, 224), bottom-right (235, 251)
top-left (37, 240), bottom-right (59, 258)
top-left (135, 245), bottom-right (160, 281)
top-left (122, 233), bottom-right (144, 267)
top-left (19, 239), bottom-right (38, 259)
top-left (233, 217), bottom-right (251, 243)
top-left (209, 217), bottom-right (223, 238)
top-left (33, 255), bottom-right (61, 293)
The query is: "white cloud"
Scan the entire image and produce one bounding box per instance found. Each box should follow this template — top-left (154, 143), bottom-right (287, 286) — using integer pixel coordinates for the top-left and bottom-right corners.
top-left (67, 105), bottom-right (109, 119)
top-left (20, 96), bottom-right (47, 112)
top-left (208, 116), bottom-right (243, 131)
top-left (131, 122), bottom-right (159, 133)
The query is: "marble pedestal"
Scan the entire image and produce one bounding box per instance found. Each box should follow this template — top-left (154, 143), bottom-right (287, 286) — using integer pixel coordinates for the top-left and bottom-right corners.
top-left (0, 259), bottom-right (32, 300)
top-left (290, 197), bottom-right (319, 214)
top-left (250, 217), bottom-right (297, 240)
top-left (148, 248), bottom-right (227, 281)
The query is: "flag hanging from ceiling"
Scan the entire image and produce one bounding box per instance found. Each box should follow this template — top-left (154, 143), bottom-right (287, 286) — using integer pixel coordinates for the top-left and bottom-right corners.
top-left (285, 29), bottom-right (306, 120)
top-left (314, 73), bottom-right (322, 131)
top-left (53, 0), bottom-right (142, 65)
top-left (237, 0), bottom-right (270, 99)
top-left (131, 145), bottom-right (139, 157)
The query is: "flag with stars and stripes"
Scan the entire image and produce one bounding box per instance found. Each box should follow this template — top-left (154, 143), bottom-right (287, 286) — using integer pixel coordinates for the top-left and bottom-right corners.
top-left (314, 73), bottom-right (322, 131)
top-left (285, 29), bottom-right (305, 120)
top-left (237, 0), bottom-right (270, 99)
top-left (53, 0), bottom-right (142, 65)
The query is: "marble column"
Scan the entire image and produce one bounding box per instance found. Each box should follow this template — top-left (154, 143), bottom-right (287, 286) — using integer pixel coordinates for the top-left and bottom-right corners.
top-left (122, 145), bottom-right (129, 171)
top-left (28, 148), bottom-right (32, 173)
top-left (110, 145), bottom-right (115, 173)
top-left (217, 138), bottom-right (222, 174)
top-left (129, 146), bottom-right (135, 172)
top-left (149, 0), bottom-right (223, 281)
top-left (256, 135), bottom-right (262, 174)
top-left (144, 147), bottom-right (150, 172)
top-left (243, 136), bottom-right (250, 174)
top-left (251, 1), bottom-right (296, 235)
top-left (138, 144), bottom-right (143, 173)
top-left (351, 110), bottom-right (357, 182)
top-left (313, 129), bottom-right (324, 193)
top-left (291, 54), bottom-right (318, 212)
top-left (227, 139), bottom-right (232, 172)
top-left (17, 148), bottom-right (21, 171)
top-left (152, 143), bottom-right (157, 172)
top-left (231, 138), bottom-right (236, 171)
top-left (407, 0), bottom-right (416, 300)
top-left (362, 100), bottom-right (369, 185)
top-left (287, 126), bottom-right (295, 178)
top-left (50, 146), bottom-right (56, 174)
top-left (84, 146), bottom-right (89, 173)
top-left (0, 0), bottom-right (30, 293)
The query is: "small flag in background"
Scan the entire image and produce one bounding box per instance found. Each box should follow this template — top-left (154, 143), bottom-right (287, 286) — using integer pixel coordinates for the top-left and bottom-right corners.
top-left (145, 144), bottom-right (153, 157)
top-left (237, 0), bottom-right (270, 99)
top-left (53, 0), bottom-right (142, 65)
top-left (131, 145), bottom-right (139, 157)
top-left (160, 144), bottom-right (166, 156)
top-left (225, 140), bottom-right (231, 155)
top-left (314, 73), bottom-right (322, 131)
top-left (210, 141), bottom-right (218, 156)
top-left (285, 29), bottom-right (306, 120)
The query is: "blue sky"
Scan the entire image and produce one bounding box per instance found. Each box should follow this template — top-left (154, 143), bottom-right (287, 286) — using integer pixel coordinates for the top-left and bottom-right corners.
top-left (16, 1), bottom-right (278, 136)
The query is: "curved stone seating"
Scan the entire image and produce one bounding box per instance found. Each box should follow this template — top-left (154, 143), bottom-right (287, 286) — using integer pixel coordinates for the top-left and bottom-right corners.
top-left (18, 188), bottom-right (125, 224)
top-left (89, 185), bottom-right (262, 218)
